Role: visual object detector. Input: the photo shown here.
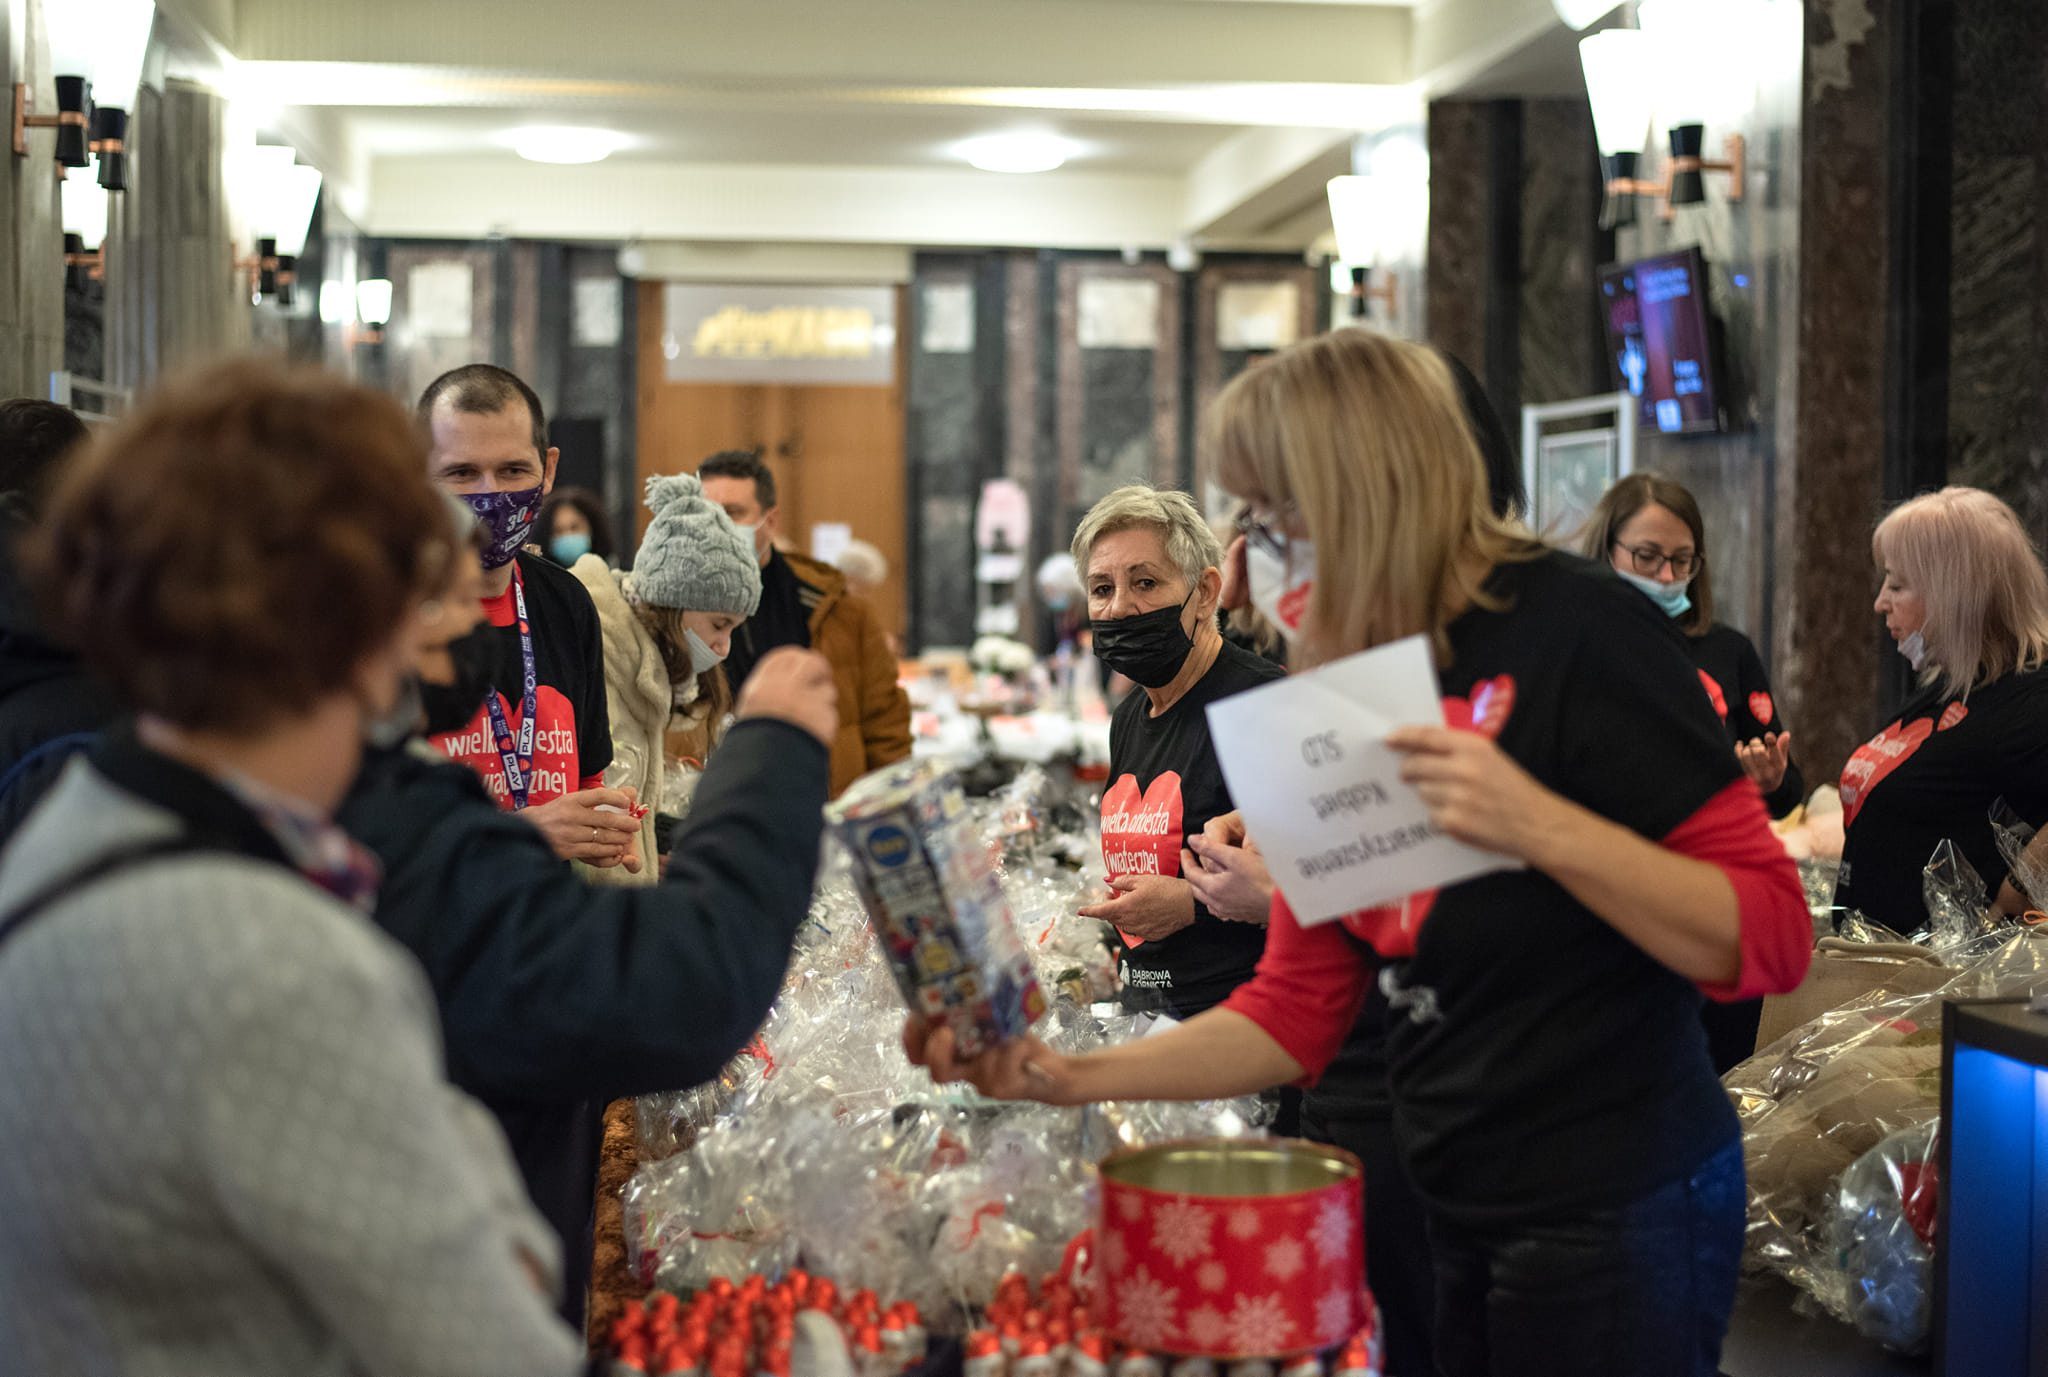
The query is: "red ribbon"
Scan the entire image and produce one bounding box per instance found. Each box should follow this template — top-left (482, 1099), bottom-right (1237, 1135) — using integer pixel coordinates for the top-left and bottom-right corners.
top-left (956, 1201), bottom-right (1007, 1247)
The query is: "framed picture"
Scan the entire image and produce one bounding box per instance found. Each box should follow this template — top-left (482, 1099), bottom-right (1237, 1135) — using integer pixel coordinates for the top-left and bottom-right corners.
top-left (1520, 392), bottom-right (1638, 543)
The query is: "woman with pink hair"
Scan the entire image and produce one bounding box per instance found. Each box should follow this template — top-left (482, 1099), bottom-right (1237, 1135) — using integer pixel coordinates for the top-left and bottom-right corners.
top-left (1836, 486), bottom-right (2048, 932)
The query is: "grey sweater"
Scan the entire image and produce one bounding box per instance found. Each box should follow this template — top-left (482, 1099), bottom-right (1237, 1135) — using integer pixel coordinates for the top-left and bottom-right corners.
top-left (0, 756), bottom-right (584, 1377)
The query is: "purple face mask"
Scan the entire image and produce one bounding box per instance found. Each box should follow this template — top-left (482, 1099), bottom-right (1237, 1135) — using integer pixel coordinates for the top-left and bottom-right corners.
top-left (460, 486), bottom-right (544, 570)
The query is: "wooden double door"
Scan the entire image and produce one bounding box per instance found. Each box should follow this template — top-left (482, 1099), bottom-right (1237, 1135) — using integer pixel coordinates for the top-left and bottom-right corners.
top-left (633, 280), bottom-right (907, 637)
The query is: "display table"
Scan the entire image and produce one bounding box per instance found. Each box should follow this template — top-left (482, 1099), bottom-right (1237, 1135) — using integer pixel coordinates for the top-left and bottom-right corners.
top-left (1722, 1277), bottom-right (1927, 1377)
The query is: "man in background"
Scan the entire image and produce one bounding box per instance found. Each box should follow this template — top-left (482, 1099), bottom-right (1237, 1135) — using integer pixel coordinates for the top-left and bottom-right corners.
top-left (697, 449), bottom-right (910, 795)
top-left (417, 365), bottom-right (641, 869)
top-left (0, 400), bottom-right (114, 841)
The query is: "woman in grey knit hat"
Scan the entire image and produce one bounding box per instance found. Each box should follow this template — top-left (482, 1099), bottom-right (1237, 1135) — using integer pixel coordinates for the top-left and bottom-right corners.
top-left (569, 473), bottom-right (761, 886)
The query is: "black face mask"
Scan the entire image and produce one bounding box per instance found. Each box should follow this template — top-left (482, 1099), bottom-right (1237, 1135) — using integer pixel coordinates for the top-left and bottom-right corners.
top-left (1091, 592), bottom-right (1196, 688)
top-left (419, 625), bottom-right (500, 737)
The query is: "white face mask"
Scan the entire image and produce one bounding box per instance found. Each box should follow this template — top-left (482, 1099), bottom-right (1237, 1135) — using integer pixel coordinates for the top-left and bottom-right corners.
top-left (732, 522), bottom-right (763, 563)
top-left (1246, 537), bottom-right (1315, 644)
top-left (1898, 628), bottom-right (1929, 671)
top-left (684, 628), bottom-right (726, 676)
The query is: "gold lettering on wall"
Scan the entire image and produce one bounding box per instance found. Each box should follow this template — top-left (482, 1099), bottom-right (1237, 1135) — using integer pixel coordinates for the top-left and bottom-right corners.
top-left (691, 306), bottom-right (879, 360)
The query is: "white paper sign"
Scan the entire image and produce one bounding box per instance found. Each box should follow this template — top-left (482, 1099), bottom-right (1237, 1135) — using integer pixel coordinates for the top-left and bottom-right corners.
top-left (1205, 635), bottom-right (1513, 925)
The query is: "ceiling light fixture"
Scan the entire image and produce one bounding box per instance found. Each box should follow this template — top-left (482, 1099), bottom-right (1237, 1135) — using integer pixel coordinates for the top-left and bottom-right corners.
top-left (509, 125), bottom-right (629, 165)
top-left (960, 132), bottom-right (1070, 175)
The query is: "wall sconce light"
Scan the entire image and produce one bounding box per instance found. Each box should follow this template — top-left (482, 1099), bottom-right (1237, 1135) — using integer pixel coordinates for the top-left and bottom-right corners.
top-left (229, 147), bottom-right (322, 307)
top-left (1579, 27), bottom-right (1746, 223)
top-left (1326, 173), bottom-right (1416, 321)
top-left (353, 278), bottom-right (393, 344)
top-left (1665, 123), bottom-right (1745, 207)
top-left (15, 0), bottom-right (154, 190)
top-left (322, 277), bottom-right (392, 345)
top-left (62, 166), bottom-right (110, 288)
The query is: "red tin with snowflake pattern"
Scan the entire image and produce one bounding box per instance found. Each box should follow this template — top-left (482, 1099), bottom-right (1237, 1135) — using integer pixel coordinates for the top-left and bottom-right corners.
top-left (1097, 1139), bottom-right (1368, 1358)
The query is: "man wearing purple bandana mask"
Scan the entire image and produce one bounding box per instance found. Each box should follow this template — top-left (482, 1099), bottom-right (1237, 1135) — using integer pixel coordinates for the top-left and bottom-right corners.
top-left (417, 365), bottom-right (641, 871)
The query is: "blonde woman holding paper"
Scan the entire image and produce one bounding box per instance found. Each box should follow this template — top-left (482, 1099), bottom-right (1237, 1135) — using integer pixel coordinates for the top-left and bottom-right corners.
top-left (906, 330), bottom-right (1811, 1377)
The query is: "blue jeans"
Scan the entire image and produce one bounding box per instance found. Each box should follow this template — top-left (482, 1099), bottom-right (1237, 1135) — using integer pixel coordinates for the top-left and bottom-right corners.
top-left (1425, 1139), bottom-right (1745, 1377)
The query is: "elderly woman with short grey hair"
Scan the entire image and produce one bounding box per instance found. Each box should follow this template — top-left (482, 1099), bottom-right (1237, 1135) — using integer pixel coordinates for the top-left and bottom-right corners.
top-left (1073, 484), bottom-right (1285, 1018)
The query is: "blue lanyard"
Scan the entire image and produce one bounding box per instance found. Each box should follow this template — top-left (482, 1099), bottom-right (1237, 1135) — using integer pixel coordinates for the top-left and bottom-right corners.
top-left (483, 564), bottom-right (540, 810)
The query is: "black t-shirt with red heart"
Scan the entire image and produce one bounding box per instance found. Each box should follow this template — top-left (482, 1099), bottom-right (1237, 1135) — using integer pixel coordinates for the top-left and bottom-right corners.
top-left (1834, 664), bottom-right (2048, 933)
top-left (1102, 638), bottom-right (1285, 1017)
top-left (1687, 621), bottom-right (1804, 818)
top-left (1276, 552), bottom-right (1750, 1215)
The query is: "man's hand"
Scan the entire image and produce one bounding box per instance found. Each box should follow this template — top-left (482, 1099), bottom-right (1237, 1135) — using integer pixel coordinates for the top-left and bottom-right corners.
top-left (1079, 874), bottom-right (1196, 941)
top-left (1736, 731), bottom-right (1793, 796)
top-left (737, 648), bottom-right (839, 748)
top-left (1183, 827), bottom-right (1275, 924)
top-left (522, 787), bottom-right (643, 866)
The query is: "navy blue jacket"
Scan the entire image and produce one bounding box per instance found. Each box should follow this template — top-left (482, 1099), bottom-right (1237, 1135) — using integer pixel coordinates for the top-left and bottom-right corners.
top-left (338, 719), bottom-right (828, 1318)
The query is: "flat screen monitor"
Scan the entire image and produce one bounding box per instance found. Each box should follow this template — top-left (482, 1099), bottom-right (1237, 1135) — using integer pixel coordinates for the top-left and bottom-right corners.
top-left (1598, 247), bottom-right (1726, 436)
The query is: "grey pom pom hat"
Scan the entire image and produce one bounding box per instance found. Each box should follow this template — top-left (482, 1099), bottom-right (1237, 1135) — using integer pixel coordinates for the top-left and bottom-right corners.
top-left (630, 473), bottom-right (762, 617)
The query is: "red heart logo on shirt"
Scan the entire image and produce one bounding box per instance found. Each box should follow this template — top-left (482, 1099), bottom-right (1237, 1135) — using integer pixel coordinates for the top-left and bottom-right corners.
top-left (1938, 702), bottom-right (1969, 732)
top-left (1748, 691), bottom-right (1774, 725)
top-left (1839, 718), bottom-right (1935, 826)
top-left (1099, 772), bottom-right (1186, 949)
top-left (1442, 675), bottom-right (1517, 738)
top-left (1699, 670), bottom-right (1728, 720)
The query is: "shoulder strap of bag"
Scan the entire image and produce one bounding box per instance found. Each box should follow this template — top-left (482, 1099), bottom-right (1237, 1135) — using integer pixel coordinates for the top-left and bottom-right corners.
top-left (0, 836), bottom-right (213, 953)
top-left (0, 731), bottom-right (96, 812)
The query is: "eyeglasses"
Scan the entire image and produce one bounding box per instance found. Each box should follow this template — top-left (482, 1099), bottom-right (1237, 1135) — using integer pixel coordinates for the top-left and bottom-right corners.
top-left (1615, 543), bottom-right (1702, 579)
top-left (1234, 504), bottom-right (1295, 561)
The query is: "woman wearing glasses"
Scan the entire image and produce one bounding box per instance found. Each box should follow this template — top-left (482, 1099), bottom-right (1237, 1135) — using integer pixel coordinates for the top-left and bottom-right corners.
top-left (908, 332), bottom-right (1811, 1377)
top-left (1584, 475), bottom-right (1805, 822)
top-left (1582, 475), bottom-right (1803, 1073)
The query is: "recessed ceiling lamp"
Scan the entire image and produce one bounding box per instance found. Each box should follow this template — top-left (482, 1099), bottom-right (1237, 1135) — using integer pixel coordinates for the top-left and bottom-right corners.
top-left (509, 125), bottom-right (630, 165)
top-left (960, 132), bottom-right (1070, 174)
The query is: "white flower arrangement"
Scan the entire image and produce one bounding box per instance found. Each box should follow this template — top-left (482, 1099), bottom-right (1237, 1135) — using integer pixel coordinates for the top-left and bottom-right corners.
top-left (970, 635), bottom-right (1037, 676)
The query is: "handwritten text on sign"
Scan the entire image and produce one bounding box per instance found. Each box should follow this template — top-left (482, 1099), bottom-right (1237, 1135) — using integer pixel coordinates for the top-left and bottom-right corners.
top-left (1205, 636), bottom-right (1514, 925)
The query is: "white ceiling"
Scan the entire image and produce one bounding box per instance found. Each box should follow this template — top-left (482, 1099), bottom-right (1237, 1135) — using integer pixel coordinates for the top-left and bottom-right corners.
top-left (153, 0), bottom-right (1584, 252)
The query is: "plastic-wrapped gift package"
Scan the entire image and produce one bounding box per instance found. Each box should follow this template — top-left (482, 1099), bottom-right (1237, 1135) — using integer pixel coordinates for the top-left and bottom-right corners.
top-left (1824, 1119), bottom-right (1940, 1352)
top-left (827, 760), bottom-right (1048, 1060)
top-left (621, 789), bottom-right (1274, 1332)
top-left (1725, 920), bottom-right (2048, 1348)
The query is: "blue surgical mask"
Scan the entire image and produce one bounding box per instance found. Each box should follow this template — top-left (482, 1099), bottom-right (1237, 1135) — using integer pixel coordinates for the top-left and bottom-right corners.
top-left (1898, 629), bottom-right (1929, 671)
top-left (1619, 569), bottom-right (1692, 620)
top-left (549, 531), bottom-right (592, 566)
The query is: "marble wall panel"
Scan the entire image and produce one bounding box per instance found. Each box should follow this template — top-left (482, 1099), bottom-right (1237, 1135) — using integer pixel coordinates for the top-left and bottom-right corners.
top-left (1517, 100), bottom-right (1604, 409)
top-left (1427, 100), bottom-right (1493, 388)
top-left (1790, 0), bottom-right (1890, 788)
top-left (908, 260), bottom-right (984, 649)
top-left (1946, 0), bottom-right (2048, 546)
